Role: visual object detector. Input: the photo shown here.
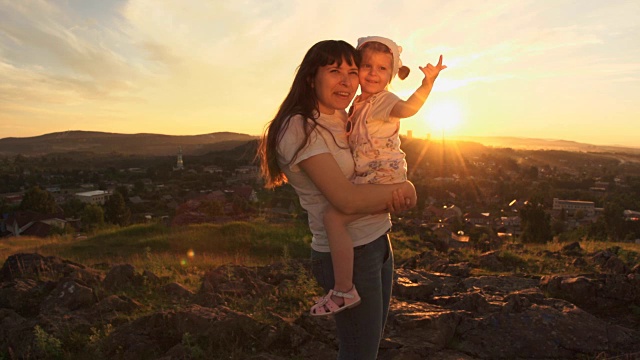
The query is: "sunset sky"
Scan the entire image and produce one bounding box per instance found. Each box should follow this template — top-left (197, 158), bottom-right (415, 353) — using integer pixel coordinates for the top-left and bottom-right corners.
top-left (1, 1), bottom-right (639, 147)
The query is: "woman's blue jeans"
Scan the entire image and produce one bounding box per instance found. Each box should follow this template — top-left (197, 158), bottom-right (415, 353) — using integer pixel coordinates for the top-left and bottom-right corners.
top-left (311, 233), bottom-right (394, 360)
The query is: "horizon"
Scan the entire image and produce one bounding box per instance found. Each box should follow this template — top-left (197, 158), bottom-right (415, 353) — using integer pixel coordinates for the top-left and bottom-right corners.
top-left (1, 1), bottom-right (639, 147)
top-left (2, 129), bottom-right (640, 151)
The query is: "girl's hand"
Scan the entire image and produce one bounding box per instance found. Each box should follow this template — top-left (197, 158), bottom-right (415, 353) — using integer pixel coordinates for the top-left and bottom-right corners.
top-left (420, 55), bottom-right (447, 88)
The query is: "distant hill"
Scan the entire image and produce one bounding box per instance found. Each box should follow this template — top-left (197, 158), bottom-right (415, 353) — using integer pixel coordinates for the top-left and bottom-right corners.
top-left (449, 136), bottom-right (640, 155)
top-left (2, 131), bottom-right (638, 157)
top-left (0, 131), bottom-right (258, 156)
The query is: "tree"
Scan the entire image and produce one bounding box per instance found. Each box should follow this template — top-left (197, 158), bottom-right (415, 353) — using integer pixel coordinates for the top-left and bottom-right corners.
top-left (62, 197), bottom-right (86, 218)
top-left (201, 200), bottom-right (224, 217)
top-left (104, 192), bottom-right (131, 226)
top-left (0, 197), bottom-right (11, 215)
top-left (526, 166), bottom-right (539, 180)
top-left (587, 217), bottom-right (608, 241)
top-left (115, 185), bottom-right (130, 200)
top-left (133, 180), bottom-right (145, 195)
top-left (81, 204), bottom-right (104, 231)
top-left (20, 186), bottom-right (57, 214)
top-left (519, 201), bottom-right (553, 243)
top-left (603, 202), bottom-right (625, 241)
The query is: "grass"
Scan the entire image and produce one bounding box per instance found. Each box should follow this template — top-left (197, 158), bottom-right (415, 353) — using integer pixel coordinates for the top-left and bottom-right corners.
top-left (1, 221), bottom-right (311, 269)
top-left (389, 230), bottom-right (640, 276)
top-left (3, 224), bottom-right (638, 279)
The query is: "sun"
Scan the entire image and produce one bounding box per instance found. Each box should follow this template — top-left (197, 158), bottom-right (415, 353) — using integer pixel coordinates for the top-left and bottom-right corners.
top-left (424, 101), bottom-right (463, 134)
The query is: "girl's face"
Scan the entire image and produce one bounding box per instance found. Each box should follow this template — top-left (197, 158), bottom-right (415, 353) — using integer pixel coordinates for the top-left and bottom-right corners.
top-left (313, 59), bottom-right (359, 115)
top-left (359, 49), bottom-right (393, 96)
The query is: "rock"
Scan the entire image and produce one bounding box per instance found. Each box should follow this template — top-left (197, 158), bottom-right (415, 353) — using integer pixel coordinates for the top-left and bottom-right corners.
top-left (461, 275), bottom-right (540, 293)
top-left (502, 293), bottom-right (532, 313)
top-left (387, 300), bottom-right (462, 351)
top-left (572, 256), bottom-right (588, 267)
top-left (95, 294), bottom-right (143, 314)
top-left (444, 262), bottom-right (471, 277)
top-left (561, 241), bottom-right (583, 256)
top-left (163, 282), bottom-right (194, 299)
top-left (477, 250), bottom-right (503, 271)
top-left (450, 291), bottom-right (498, 314)
top-left (394, 270), bottom-right (437, 300)
top-left (142, 269), bottom-right (161, 284)
top-left (1, 251), bottom-right (639, 359)
top-left (40, 278), bottom-right (96, 313)
top-left (296, 340), bottom-right (337, 360)
top-left (196, 264), bottom-right (279, 308)
top-left (400, 250), bottom-right (447, 270)
top-left (102, 305), bottom-right (297, 359)
top-left (454, 300), bottom-right (640, 358)
top-left (0, 309), bottom-right (38, 357)
top-left (0, 279), bottom-right (56, 316)
top-left (103, 264), bottom-right (144, 290)
top-left (591, 250), bottom-right (614, 266)
top-left (0, 253), bottom-right (101, 285)
top-left (603, 255), bottom-right (629, 274)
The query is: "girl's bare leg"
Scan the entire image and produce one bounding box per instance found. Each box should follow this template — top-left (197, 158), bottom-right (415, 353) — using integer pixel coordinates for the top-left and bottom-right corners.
top-left (323, 206), bottom-right (366, 305)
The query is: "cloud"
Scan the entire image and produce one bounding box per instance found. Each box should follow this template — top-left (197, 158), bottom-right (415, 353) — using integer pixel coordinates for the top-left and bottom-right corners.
top-left (0, 1), bottom-right (144, 102)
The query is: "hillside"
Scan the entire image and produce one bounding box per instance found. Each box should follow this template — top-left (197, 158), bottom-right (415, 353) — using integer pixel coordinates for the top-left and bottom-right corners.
top-left (3, 131), bottom-right (640, 158)
top-left (0, 131), bottom-right (258, 156)
top-left (450, 135), bottom-right (640, 155)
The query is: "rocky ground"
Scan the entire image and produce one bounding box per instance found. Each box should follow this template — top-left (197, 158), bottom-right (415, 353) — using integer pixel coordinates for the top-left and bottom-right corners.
top-left (1, 242), bottom-right (639, 359)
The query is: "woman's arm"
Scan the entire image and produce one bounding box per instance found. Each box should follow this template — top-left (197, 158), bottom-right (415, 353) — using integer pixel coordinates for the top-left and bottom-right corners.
top-left (298, 153), bottom-right (416, 215)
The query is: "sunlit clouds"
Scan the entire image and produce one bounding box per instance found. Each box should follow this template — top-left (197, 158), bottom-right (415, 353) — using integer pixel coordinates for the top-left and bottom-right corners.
top-left (1, 0), bottom-right (639, 146)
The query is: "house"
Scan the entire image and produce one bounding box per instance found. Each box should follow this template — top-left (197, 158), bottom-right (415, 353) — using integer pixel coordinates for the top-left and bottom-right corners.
top-left (233, 166), bottom-right (259, 182)
top-left (1, 193), bottom-right (23, 207)
top-left (203, 190), bottom-right (226, 203)
top-left (5, 210), bottom-right (66, 237)
top-left (508, 199), bottom-right (527, 212)
top-left (228, 185), bottom-right (259, 203)
top-left (496, 216), bottom-right (522, 236)
top-left (76, 190), bottom-right (111, 205)
top-left (203, 165), bottom-right (223, 174)
top-left (450, 232), bottom-right (471, 249)
top-left (423, 205), bottom-right (444, 220)
top-left (128, 196), bottom-right (147, 205)
top-left (624, 210), bottom-right (640, 221)
top-left (464, 212), bottom-right (491, 226)
top-left (552, 198), bottom-right (595, 217)
top-left (442, 205), bottom-right (462, 219)
top-left (428, 224), bottom-right (471, 250)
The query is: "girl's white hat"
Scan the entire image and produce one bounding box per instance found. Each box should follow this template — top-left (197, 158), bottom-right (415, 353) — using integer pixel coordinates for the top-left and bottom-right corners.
top-left (357, 36), bottom-right (403, 78)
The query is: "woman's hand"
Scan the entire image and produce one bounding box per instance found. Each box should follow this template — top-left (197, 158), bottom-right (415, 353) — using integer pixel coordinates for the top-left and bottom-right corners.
top-left (386, 181), bottom-right (417, 213)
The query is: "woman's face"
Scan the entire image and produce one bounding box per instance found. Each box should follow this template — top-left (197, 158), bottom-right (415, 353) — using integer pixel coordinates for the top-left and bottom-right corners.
top-left (359, 49), bottom-right (393, 96)
top-left (313, 59), bottom-right (359, 115)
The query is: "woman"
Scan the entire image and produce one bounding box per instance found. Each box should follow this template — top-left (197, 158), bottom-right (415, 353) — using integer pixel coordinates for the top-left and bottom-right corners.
top-left (257, 40), bottom-right (416, 359)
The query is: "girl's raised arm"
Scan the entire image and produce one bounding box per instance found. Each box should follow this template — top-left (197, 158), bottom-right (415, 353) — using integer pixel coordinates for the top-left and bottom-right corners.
top-left (390, 55), bottom-right (446, 119)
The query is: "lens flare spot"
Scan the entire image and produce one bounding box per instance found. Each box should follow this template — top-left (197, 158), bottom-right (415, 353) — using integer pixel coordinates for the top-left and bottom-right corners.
top-left (187, 249), bottom-right (195, 258)
top-left (180, 259), bottom-right (187, 266)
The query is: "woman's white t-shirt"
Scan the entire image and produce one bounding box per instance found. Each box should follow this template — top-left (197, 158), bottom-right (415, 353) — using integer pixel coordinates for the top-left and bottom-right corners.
top-left (276, 111), bottom-right (391, 253)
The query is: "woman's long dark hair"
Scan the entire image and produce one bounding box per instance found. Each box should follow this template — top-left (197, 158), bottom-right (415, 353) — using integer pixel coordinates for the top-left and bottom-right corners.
top-left (257, 40), bottom-right (360, 189)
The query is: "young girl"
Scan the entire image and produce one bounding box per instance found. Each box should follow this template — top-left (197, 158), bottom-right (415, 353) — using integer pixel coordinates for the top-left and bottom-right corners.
top-left (310, 36), bottom-right (446, 316)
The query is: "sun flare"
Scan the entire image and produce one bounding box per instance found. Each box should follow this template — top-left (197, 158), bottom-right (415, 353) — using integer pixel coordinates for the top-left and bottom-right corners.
top-left (424, 101), bottom-right (463, 134)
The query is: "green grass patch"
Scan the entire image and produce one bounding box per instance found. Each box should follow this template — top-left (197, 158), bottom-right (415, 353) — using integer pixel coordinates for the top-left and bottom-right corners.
top-left (3, 221), bottom-right (311, 269)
